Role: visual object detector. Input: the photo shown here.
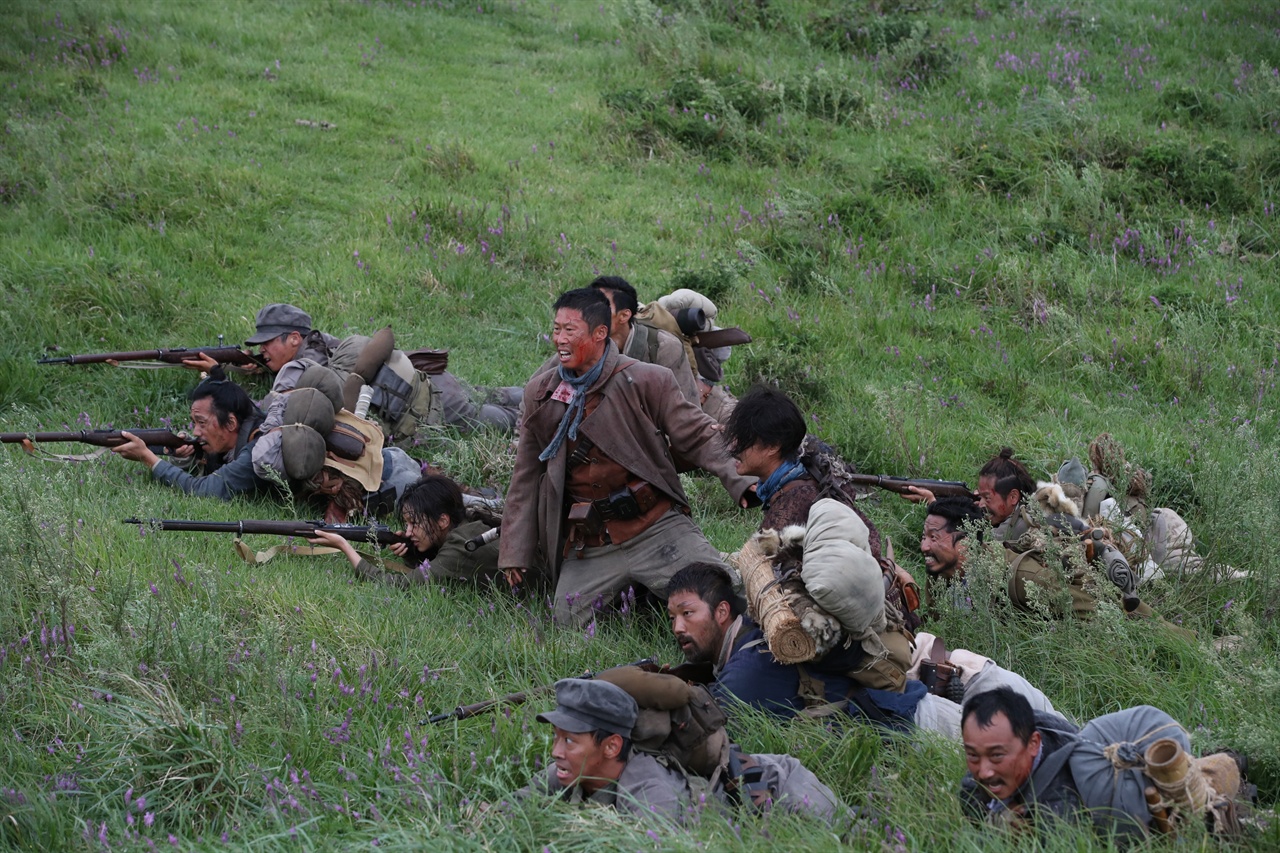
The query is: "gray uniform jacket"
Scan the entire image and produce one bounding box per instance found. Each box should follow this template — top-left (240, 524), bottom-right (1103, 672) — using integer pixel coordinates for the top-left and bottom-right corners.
top-left (150, 409), bottom-right (271, 500)
top-left (500, 345), bottom-right (753, 583)
top-left (527, 751), bottom-right (841, 823)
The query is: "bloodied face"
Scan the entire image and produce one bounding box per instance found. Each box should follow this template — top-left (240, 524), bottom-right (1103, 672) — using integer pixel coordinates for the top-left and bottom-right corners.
top-left (551, 308), bottom-right (609, 375)
top-left (976, 475), bottom-right (1021, 526)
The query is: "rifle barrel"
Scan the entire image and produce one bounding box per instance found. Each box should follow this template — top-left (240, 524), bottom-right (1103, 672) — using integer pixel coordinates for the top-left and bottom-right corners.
top-left (849, 474), bottom-right (973, 498)
top-left (1, 429), bottom-right (194, 449)
top-left (37, 345), bottom-right (261, 368)
top-left (122, 518), bottom-right (410, 546)
top-left (420, 658), bottom-right (659, 725)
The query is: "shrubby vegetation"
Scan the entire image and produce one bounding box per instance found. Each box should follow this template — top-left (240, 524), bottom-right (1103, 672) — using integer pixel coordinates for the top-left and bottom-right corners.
top-left (1, 0), bottom-right (1277, 849)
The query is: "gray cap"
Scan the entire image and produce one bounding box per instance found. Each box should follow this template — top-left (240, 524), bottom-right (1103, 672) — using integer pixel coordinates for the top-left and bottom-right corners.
top-left (246, 303), bottom-right (312, 345)
top-left (1057, 458), bottom-right (1087, 487)
top-left (284, 387), bottom-right (337, 436)
top-left (296, 364), bottom-right (345, 413)
top-left (279, 423), bottom-right (327, 480)
top-left (536, 679), bottom-right (637, 738)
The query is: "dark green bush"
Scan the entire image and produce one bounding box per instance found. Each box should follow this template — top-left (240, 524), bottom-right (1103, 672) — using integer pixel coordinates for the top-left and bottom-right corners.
top-left (874, 155), bottom-right (944, 198)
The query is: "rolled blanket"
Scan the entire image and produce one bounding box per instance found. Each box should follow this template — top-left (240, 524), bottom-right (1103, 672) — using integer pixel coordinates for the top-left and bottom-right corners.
top-left (733, 532), bottom-right (841, 665)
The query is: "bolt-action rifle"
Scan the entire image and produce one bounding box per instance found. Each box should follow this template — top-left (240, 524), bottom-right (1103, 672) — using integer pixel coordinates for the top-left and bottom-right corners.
top-left (421, 659), bottom-right (714, 725)
top-left (38, 344), bottom-right (264, 370)
top-left (2, 429), bottom-right (195, 451)
top-left (850, 474), bottom-right (974, 498)
top-left (122, 517), bottom-right (411, 547)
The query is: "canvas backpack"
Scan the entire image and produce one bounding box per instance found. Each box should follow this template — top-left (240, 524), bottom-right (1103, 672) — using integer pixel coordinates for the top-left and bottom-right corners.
top-left (797, 436), bottom-right (923, 633)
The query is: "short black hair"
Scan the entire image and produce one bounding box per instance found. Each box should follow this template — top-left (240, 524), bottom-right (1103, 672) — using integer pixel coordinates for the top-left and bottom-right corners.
top-left (978, 447), bottom-right (1036, 499)
top-left (665, 561), bottom-right (745, 619)
top-left (927, 496), bottom-right (986, 536)
top-left (553, 288), bottom-right (612, 335)
top-left (589, 730), bottom-right (633, 760)
top-left (589, 276), bottom-right (639, 325)
top-left (399, 475), bottom-right (465, 531)
top-left (189, 370), bottom-right (256, 430)
top-left (723, 386), bottom-right (807, 460)
top-left (962, 687), bottom-right (1036, 745)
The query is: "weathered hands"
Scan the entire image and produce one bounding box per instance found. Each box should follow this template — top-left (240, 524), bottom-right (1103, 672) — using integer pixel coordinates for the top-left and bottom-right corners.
top-left (111, 431), bottom-right (160, 468)
top-left (180, 352), bottom-right (221, 372)
top-left (902, 485), bottom-right (936, 505)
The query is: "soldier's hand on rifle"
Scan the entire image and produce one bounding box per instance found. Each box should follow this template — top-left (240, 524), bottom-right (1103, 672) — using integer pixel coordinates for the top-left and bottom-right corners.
top-left (111, 431), bottom-right (160, 468)
top-left (388, 539), bottom-right (410, 557)
top-left (308, 529), bottom-right (361, 568)
top-left (902, 485), bottom-right (937, 505)
top-left (172, 433), bottom-right (196, 458)
top-left (180, 352), bottom-right (221, 373)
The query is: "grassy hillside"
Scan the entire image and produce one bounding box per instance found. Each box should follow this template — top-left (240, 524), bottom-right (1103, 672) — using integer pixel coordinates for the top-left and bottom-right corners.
top-left (1, 0), bottom-right (1278, 849)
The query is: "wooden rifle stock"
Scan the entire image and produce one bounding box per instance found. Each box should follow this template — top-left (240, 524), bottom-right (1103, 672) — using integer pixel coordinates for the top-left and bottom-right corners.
top-left (849, 474), bottom-right (973, 498)
top-left (1, 429), bottom-right (195, 449)
top-left (38, 345), bottom-right (263, 369)
top-left (419, 659), bottom-right (715, 724)
top-left (122, 517), bottom-right (410, 547)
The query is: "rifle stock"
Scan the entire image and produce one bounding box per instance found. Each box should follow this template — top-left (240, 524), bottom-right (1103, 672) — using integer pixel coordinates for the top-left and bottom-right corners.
top-left (850, 474), bottom-right (973, 498)
top-left (419, 659), bottom-right (715, 725)
top-left (1, 429), bottom-right (195, 450)
top-left (38, 345), bottom-right (263, 369)
top-left (122, 517), bottom-right (410, 547)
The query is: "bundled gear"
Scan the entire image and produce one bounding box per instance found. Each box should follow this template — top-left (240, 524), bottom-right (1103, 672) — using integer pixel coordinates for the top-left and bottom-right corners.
top-left (328, 327), bottom-right (443, 443)
top-left (733, 499), bottom-right (913, 694)
top-left (1061, 706), bottom-right (1242, 840)
top-left (796, 435), bottom-right (923, 632)
top-left (1045, 434), bottom-right (1231, 583)
top-left (593, 665), bottom-right (835, 814)
top-left (1003, 498), bottom-right (1141, 611)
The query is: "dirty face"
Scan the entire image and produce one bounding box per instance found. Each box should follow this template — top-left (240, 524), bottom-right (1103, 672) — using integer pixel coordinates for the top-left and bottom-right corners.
top-left (920, 514), bottom-right (966, 579)
top-left (550, 726), bottom-right (621, 795)
top-left (963, 711), bottom-right (1041, 803)
top-left (403, 510), bottom-right (451, 553)
top-left (667, 590), bottom-right (730, 664)
top-left (189, 397), bottom-right (239, 455)
top-left (976, 475), bottom-right (1021, 526)
top-left (258, 331), bottom-right (304, 372)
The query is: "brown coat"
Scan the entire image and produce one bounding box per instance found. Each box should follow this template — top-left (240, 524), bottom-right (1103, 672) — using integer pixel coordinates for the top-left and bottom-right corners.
top-left (500, 345), bottom-right (753, 584)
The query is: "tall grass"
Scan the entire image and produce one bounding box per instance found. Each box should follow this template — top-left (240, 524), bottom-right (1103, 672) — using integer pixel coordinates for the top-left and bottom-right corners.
top-left (1, 0), bottom-right (1278, 848)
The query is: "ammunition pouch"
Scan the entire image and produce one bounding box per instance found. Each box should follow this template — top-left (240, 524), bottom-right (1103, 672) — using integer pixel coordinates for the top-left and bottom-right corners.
top-left (567, 501), bottom-right (603, 534)
top-left (370, 364), bottom-right (413, 423)
top-left (565, 502), bottom-right (606, 554)
top-left (918, 660), bottom-right (966, 703)
top-left (595, 481), bottom-right (659, 521)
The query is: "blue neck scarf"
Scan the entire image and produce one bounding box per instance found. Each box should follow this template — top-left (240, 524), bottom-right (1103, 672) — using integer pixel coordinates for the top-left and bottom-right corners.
top-left (538, 341), bottom-right (612, 462)
top-left (756, 457), bottom-right (807, 507)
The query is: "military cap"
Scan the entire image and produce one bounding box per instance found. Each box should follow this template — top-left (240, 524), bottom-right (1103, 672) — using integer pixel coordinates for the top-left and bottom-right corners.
top-left (1057, 458), bottom-right (1088, 488)
top-left (279, 423), bottom-right (327, 480)
top-left (246, 303), bottom-right (313, 345)
top-left (284, 387), bottom-right (337, 436)
top-left (536, 679), bottom-right (638, 738)
top-left (296, 364), bottom-right (345, 413)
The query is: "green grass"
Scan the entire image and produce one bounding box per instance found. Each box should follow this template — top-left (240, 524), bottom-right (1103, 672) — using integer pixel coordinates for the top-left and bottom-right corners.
top-left (2, 0), bottom-right (1279, 848)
